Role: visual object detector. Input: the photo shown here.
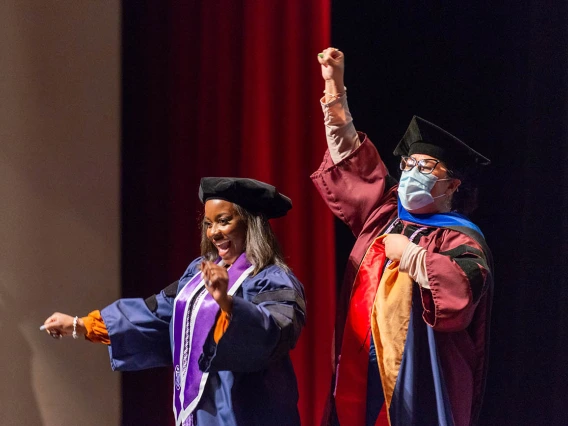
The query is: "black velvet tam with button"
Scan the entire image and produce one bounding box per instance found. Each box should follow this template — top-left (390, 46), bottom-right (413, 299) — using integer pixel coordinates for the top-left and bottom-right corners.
top-left (199, 177), bottom-right (292, 219)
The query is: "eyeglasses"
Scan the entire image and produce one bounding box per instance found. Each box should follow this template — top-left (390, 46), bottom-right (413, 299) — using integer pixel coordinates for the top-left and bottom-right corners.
top-left (400, 156), bottom-right (444, 175)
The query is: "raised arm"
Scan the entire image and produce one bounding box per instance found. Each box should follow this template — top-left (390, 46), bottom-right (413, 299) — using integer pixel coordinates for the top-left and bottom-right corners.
top-left (318, 47), bottom-right (361, 162)
top-left (312, 49), bottom-right (397, 236)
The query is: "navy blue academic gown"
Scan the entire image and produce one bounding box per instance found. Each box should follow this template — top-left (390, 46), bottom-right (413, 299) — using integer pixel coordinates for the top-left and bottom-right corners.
top-left (100, 257), bottom-right (306, 426)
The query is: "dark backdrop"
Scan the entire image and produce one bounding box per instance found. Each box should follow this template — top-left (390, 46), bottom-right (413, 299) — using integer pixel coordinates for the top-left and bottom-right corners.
top-left (331, 1), bottom-right (568, 425)
top-left (121, 1), bottom-right (567, 425)
top-left (121, 1), bottom-right (333, 425)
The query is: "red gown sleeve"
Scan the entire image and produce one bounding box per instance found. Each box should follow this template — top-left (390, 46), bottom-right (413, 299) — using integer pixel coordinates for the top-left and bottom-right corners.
top-left (311, 134), bottom-right (394, 237)
top-left (420, 230), bottom-right (490, 332)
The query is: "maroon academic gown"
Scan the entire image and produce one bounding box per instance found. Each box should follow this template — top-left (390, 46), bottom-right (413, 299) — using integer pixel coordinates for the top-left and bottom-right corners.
top-left (311, 135), bottom-right (492, 426)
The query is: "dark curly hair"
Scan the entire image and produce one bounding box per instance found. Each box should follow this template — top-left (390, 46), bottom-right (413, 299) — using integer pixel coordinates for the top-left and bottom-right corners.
top-left (446, 167), bottom-right (480, 216)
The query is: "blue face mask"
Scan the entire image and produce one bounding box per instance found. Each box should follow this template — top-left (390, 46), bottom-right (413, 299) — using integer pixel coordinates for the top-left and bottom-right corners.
top-left (398, 167), bottom-right (449, 211)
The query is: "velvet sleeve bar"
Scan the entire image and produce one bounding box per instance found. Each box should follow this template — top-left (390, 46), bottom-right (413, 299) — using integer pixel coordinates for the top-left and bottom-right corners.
top-left (198, 265), bottom-right (306, 373)
top-left (420, 229), bottom-right (490, 332)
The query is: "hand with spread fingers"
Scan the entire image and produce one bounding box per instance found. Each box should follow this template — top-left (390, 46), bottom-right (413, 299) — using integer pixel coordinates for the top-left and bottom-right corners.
top-left (200, 261), bottom-right (233, 313)
top-left (42, 312), bottom-right (85, 339)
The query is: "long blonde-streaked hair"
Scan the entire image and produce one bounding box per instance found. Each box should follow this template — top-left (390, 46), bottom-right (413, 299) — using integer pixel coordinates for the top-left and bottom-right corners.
top-left (200, 203), bottom-right (290, 275)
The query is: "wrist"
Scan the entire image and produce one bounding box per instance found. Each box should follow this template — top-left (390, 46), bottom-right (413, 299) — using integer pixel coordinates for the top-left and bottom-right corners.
top-left (324, 79), bottom-right (345, 93)
top-left (75, 317), bottom-right (87, 337)
top-left (219, 295), bottom-right (233, 314)
top-left (323, 80), bottom-right (346, 103)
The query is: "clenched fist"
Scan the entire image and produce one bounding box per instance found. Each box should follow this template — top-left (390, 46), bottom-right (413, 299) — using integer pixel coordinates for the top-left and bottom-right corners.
top-left (383, 234), bottom-right (410, 262)
top-left (200, 261), bottom-right (233, 313)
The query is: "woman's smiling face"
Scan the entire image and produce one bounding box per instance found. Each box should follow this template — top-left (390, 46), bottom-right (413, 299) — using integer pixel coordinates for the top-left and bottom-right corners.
top-left (203, 199), bottom-right (247, 265)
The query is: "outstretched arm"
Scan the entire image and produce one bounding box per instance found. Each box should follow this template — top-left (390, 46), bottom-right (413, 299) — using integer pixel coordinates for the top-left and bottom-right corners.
top-left (41, 277), bottom-right (184, 371)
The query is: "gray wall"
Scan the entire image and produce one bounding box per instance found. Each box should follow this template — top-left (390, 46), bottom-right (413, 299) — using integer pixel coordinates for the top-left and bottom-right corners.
top-left (0, 2), bottom-right (121, 425)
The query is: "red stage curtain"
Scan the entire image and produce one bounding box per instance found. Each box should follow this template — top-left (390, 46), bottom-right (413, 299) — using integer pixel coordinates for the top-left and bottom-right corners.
top-left (122, 1), bottom-right (333, 425)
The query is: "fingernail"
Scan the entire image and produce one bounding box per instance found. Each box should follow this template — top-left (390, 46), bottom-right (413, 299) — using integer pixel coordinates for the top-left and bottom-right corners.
top-left (318, 53), bottom-right (323, 58)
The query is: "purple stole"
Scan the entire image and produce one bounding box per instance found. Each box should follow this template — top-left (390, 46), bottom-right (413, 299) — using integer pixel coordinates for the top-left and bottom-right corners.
top-left (172, 253), bottom-right (254, 426)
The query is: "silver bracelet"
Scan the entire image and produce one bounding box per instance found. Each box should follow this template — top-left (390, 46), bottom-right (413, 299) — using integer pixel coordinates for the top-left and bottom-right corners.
top-left (322, 90), bottom-right (346, 99)
top-left (72, 316), bottom-right (79, 339)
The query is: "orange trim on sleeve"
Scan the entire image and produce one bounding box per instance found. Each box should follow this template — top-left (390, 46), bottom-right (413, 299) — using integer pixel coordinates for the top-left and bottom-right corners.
top-left (82, 310), bottom-right (111, 345)
top-left (213, 311), bottom-right (231, 344)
